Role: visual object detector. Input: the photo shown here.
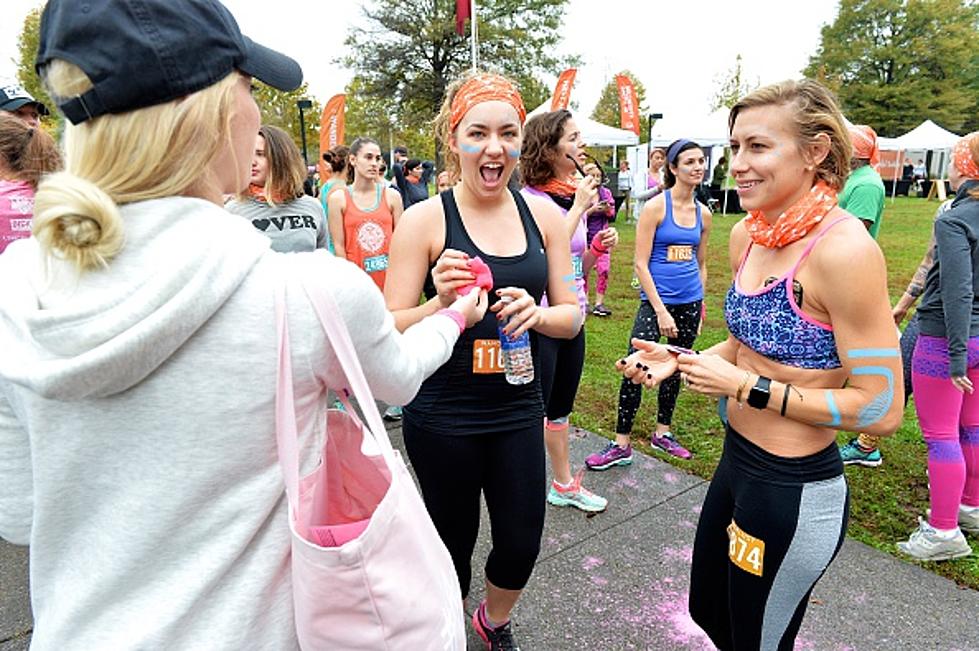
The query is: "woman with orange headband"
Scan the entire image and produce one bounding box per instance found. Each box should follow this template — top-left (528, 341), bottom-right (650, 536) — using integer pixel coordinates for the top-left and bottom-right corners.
top-left (896, 131), bottom-right (979, 561)
top-left (617, 80), bottom-right (902, 649)
top-left (384, 72), bottom-right (581, 650)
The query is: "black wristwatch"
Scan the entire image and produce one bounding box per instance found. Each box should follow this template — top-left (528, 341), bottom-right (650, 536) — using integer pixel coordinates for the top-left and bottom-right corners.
top-left (747, 376), bottom-right (772, 410)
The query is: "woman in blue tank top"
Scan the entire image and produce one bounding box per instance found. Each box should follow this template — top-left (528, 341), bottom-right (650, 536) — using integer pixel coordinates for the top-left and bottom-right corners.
top-left (383, 72), bottom-right (582, 651)
top-left (586, 139), bottom-right (712, 467)
top-left (617, 80), bottom-right (904, 651)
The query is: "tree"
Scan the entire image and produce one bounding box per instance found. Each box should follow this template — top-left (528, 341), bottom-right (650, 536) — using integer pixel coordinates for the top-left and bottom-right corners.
top-left (342, 0), bottom-right (576, 158)
top-left (804, 0), bottom-right (979, 136)
top-left (251, 82), bottom-right (322, 165)
top-left (711, 54), bottom-right (757, 111)
top-left (16, 4), bottom-right (62, 137)
top-left (589, 71), bottom-right (650, 161)
top-left (343, 75), bottom-right (435, 161)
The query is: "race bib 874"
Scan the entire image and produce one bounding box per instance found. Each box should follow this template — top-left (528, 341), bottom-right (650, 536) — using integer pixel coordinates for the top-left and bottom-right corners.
top-left (727, 520), bottom-right (765, 577)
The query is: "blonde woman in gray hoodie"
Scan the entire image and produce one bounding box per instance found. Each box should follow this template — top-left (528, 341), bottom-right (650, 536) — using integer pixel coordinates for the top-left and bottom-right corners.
top-left (0, 1), bottom-right (485, 648)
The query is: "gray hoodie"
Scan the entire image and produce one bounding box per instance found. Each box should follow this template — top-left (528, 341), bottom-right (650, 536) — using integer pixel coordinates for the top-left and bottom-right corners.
top-left (0, 197), bottom-right (458, 649)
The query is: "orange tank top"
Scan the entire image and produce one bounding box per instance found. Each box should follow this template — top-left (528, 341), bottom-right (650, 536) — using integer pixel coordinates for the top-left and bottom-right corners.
top-left (342, 183), bottom-right (395, 291)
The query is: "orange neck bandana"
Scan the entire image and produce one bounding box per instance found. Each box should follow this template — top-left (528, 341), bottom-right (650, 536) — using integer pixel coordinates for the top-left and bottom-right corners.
top-left (247, 183), bottom-right (286, 205)
top-left (450, 73), bottom-right (526, 134)
top-left (952, 133), bottom-right (979, 181)
top-left (534, 175), bottom-right (578, 198)
top-left (744, 181), bottom-right (838, 248)
top-left (848, 124), bottom-right (880, 168)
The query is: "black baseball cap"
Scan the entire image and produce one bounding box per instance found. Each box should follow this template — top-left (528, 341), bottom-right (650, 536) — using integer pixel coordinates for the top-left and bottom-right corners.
top-left (36, 0), bottom-right (303, 125)
top-left (0, 83), bottom-right (49, 116)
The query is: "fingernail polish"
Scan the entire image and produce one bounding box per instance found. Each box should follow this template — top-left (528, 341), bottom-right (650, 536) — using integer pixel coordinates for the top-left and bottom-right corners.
top-left (635, 362), bottom-right (642, 368)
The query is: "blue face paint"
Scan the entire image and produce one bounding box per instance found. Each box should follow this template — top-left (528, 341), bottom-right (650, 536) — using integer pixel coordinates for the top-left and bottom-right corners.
top-left (460, 143), bottom-right (482, 154)
top-left (507, 147), bottom-right (521, 159)
top-left (848, 348), bottom-right (899, 359)
top-left (844, 349), bottom-right (898, 428)
top-left (852, 366), bottom-right (895, 428)
top-left (821, 390), bottom-right (841, 427)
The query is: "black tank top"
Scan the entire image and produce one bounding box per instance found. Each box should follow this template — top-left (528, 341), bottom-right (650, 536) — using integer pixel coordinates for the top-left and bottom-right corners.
top-left (404, 188), bottom-right (549, 435)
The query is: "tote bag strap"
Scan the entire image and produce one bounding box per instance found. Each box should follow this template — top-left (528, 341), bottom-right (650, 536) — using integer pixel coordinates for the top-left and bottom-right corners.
top-left (274, 283), bottom-right (302, 511)
top-left (298, 277), bottom-right (397, 464)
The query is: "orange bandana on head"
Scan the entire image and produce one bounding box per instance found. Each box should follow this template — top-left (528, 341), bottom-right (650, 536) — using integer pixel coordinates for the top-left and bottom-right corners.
top-left (952, 132), bottom-right (979, 181)
top-left (848, 124), bottom-right (880, 168)
top-left (449, 73), bottom-right (526, 134)
top-left (744, 181), bottom-right (839, 248)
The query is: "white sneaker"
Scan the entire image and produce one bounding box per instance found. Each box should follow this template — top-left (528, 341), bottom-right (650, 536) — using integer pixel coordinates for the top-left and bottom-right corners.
top-left (897, 517), bottom-right (972, 561)
top-left (924, 506), bottom-right (979, 534)
top-left (958, 506), bottom-right (979, 534)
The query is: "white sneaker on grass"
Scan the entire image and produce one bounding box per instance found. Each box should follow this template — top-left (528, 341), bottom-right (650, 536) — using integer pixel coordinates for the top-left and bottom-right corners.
top-left (897, 517), bottom-right (972, 561)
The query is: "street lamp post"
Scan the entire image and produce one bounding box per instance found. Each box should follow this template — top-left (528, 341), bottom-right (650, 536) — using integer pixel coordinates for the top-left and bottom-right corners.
top-left (297, 99), bottom-right (313, 166)
top-left (647, 112), bottom-right (663, 146)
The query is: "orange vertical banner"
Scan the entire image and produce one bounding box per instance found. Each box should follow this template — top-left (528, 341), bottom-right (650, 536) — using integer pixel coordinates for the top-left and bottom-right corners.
top-left (318, 94), bottom-right (345, 180)
top-left (615, 74), bottom-right (640, 135)
top-left (550, 68), bottom-right (577, 111)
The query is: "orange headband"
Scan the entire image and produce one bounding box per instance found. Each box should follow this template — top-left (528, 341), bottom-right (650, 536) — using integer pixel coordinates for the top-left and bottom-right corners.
top-left (848, 124), bottom-right (880, 168)
top-left (449, 73), bottom-right (526, 134)
top-left (952, 132), bottom-right (979, 180)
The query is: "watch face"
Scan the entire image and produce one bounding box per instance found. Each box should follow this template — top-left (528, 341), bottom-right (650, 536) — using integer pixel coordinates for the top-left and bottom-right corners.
top-left (748, 377), bottom-right (772, 409)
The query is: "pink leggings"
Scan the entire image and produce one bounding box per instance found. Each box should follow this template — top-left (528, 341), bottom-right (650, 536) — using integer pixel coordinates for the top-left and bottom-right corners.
top-left (584, 251), bottom-right (610, 296)
top-left (911, 335), bottom-right (979, 529)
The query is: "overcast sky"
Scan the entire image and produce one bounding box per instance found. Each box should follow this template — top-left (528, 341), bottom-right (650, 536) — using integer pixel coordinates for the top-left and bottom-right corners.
top-left (1, 0), bottom-right (840, 120)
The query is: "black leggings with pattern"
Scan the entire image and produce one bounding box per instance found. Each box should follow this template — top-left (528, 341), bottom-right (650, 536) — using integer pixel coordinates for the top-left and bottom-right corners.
top-left (617, 299), bottom-right (702, 433)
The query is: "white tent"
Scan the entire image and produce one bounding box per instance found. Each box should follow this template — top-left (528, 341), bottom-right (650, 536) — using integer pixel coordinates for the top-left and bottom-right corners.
top-left (526, 100), bottom-right (639, 146)
top-left (877, 120), bottom-right (961, 198)
top-left (878, 119), bottom-right (961, 151)
top-left (647, 110), bottom-right (731, 147)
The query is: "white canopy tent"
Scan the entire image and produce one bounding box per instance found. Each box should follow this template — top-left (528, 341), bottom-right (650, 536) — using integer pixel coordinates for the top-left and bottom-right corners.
top-left (526, 99), bottom-right (639, 146)
top-left (877, 120), bottom-right (961, 199)
top-left (646, 109), bottom-right (731, 148)
top-left (878, 119), bottom-right (961, 151)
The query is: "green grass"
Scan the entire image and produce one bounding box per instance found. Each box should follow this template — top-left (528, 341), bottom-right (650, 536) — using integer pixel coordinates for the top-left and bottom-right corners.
top-left (576, 197), bottom-right (979, 590)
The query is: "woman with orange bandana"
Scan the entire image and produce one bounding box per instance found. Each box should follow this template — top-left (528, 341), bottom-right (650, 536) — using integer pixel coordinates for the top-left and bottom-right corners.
top-left (897, 132), bottom-right (979, 561)
top-left (520, 109), bottom-right (618, 514)
top-left (617, 80), bottom-right (903, 650)
top-left (225, 124), bottom-right (328, 253)
top-left (385, 72), bottom-right (581, 651)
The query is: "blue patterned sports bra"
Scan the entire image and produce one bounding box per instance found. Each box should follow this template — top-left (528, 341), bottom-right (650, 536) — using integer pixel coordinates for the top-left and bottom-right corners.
top-left (724, 217), bottom-right (848, 370)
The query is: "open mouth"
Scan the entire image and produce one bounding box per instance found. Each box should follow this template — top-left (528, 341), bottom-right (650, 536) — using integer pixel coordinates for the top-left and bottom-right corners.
top-left (480, 163), bottom-right (504, 184)
top-left (737, 180), bottom-right (760, 191)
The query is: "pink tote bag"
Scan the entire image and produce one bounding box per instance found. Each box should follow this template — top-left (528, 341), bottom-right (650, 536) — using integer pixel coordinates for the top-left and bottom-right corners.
top-left (275, 278), bottom-right (465, 650)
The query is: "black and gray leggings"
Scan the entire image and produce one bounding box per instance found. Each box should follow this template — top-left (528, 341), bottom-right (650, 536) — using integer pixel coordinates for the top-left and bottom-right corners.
top-left (617, 299), bottom-right (702, 432)
top-left (689, 425), bottom-right (849, 650)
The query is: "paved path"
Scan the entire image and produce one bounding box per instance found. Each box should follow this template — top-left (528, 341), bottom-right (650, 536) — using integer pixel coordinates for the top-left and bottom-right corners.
top-left (3, 424), bottom-right (978, 650)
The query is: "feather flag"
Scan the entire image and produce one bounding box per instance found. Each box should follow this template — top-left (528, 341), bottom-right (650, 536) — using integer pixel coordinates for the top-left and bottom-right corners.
top-left (550, 68), bottom-right (577, 111)
top-left (615, 75), bottom-right (640, 136)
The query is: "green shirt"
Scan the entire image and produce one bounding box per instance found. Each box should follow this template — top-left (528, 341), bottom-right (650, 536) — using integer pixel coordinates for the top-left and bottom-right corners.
top-left (839, 165), bottom-right (885, 239)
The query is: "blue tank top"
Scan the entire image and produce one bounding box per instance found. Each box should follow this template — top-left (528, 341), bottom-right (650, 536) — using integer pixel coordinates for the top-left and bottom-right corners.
top-left (405, 188), bottom-right (549, 435)
top-left (724, 217), bottom-right (847, 370)
top-left (642, 190), bottom-right (703, 304)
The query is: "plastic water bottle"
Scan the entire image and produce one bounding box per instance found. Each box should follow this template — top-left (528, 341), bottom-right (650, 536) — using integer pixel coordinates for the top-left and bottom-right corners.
top-left (498, 297), bottom-right (534, 385)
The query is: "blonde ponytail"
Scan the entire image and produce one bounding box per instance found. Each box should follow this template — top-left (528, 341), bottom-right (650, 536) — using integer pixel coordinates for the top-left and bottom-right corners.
top-left (36, 59), bottom-right (240, 272)
top-left (33, 172), bottom-right (124, 271)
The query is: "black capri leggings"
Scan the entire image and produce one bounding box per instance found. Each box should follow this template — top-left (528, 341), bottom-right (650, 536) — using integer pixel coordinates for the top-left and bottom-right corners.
top-left (538, 328), bottom-right (586, 421)
top-left (402, 418), bottom-right (546, 597)
top-left (689, 425), bottom-right (849, 650)
top-left (617, 299), bottom-right (701, 432)
top-left (900, 312), bottom-right (919, 407)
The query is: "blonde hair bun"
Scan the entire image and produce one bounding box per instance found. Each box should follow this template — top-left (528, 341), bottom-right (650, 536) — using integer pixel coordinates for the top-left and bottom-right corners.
top-left (33, 171), bottom-right (124, 271)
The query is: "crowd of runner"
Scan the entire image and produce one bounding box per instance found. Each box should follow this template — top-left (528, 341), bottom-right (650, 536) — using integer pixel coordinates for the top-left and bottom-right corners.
top-left (2, 1), bottom-right (979, 650)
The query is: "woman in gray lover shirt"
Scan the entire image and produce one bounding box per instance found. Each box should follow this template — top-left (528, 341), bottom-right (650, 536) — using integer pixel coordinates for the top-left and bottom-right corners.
top-left (226, 124), bottom-right (328, 252)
